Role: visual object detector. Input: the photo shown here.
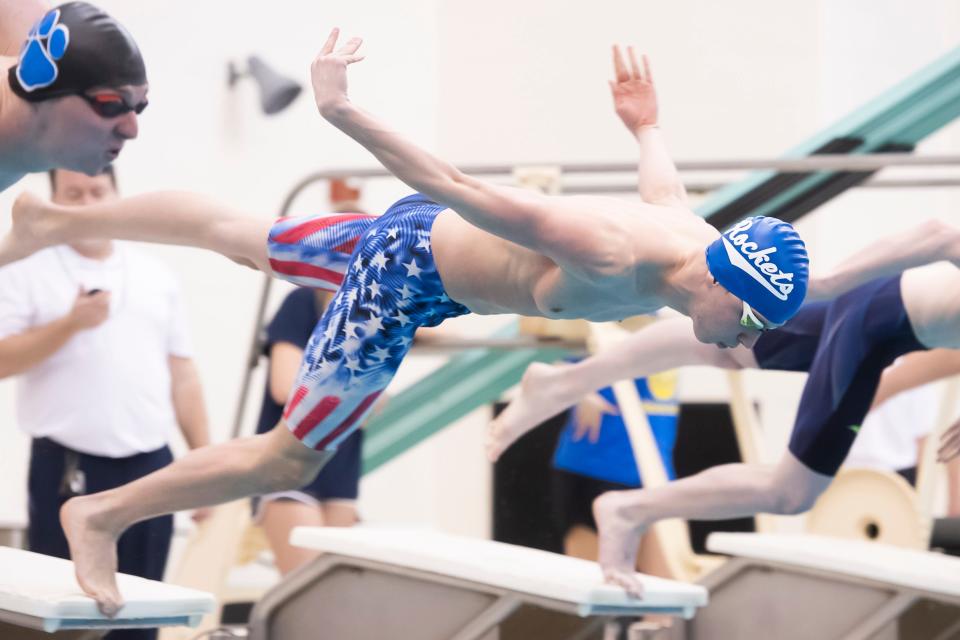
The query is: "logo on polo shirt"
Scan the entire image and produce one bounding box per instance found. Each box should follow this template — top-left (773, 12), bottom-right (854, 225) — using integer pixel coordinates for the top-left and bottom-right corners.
top-left (720, 218), bottom-right (795, 301)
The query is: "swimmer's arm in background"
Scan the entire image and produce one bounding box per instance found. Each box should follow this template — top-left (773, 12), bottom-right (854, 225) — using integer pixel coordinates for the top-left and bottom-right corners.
top-left (311, 29), bottom-right (632, 282)
top-left (871, 349), bottom-right (960, 410)
top-left (610, 45), bottom-right (688, 208)
top-left (808, 219), bottom-right (960, 301)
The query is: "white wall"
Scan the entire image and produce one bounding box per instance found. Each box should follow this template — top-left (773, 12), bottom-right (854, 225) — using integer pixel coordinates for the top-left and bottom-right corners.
top-left (437, 0), bottom-right (820, 164)
top-left (2, 0), bottom-right (960, 538)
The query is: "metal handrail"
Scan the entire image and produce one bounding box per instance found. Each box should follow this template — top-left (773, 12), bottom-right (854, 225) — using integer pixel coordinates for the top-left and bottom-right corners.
top-left (569, 177), bottom-right (960, 196)
top-left (276, 154), bottom-right (960, 184)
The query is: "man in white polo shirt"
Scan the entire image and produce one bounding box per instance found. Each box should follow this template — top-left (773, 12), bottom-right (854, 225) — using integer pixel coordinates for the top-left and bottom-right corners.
top-left (0, 167), bottom-right (209, 640)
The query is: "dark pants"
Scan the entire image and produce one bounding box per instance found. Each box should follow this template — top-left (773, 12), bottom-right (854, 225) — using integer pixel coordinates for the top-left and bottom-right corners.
top-left (28, 438), bottom-right (175, 640)
top-left (896, 465), bottom-right (917, 487)
top-left (551, 467), bottom-right (630, 535)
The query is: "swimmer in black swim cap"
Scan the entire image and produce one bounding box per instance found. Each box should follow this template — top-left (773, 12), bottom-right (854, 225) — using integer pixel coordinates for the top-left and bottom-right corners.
top-left (0, 2), bottom-right (147, 190)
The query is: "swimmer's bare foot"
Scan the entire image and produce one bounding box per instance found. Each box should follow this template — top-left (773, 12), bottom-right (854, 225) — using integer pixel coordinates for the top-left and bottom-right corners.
top-left (594, 490), bottom-right (646, 598)
top-left (0, 192), bottom-right (65, 268)
top-left (61, 495), bottom-right (125, 617)
top-left (486, 362), bottom-right (579, 461)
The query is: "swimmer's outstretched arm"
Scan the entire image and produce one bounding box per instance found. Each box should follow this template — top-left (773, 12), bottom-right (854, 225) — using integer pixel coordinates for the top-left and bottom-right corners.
top-left (872, 349), bottom-right (960, 410)
top-left (609, 45), bottom-right (688, 207)
top-left (809, 219), bottom-right (960, 301)
top-left (568, 317), bottom-right (751, 394)
top-left (311, 29), bottom-right (632, 280)
top-left (486, 317), bottom-right (754, 460)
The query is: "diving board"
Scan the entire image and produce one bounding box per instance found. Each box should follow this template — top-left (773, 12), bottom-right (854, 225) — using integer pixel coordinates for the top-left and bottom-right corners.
top-left (0, 546), bottom-right (215, 637)
top-left (246, 527), bottom-right (707, 640)
top-left (682, 533), bottom-right (960, 640)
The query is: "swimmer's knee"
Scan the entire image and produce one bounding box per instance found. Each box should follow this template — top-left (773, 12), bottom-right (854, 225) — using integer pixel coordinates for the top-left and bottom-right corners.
top-left (766, 452), bottom-right (833, 515)
top-left (265, 449), bottom-right (327, 492)
top-left (263, 425), bottom-right (332, 490)
top-left (768, 479), bottom-right (823, 515)
top-left (773, 490), bottom-right (819, 515)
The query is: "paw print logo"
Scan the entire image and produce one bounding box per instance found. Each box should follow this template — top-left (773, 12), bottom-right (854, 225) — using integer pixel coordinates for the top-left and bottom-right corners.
top-left (15, 9), bottom-right (70, 92)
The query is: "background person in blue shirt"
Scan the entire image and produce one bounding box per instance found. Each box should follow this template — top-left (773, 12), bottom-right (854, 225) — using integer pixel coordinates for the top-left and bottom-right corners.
top-left (552, 370), bottom-right (678, 572)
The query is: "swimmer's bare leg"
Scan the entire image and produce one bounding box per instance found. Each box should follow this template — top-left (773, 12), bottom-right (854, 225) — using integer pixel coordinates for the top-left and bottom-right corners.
top-left (4, 191), bottom-right (273, 272)
top-left (593, 452), bottom-right (830, 597)
top-left (487, 361), bottom-right (582, 461)
top-left (62, 423), bottom-right (330, 616)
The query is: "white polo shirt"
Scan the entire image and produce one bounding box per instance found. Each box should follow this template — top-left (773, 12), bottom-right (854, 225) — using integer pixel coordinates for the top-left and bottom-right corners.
top-left (0, 243), bottom-right (193, 457)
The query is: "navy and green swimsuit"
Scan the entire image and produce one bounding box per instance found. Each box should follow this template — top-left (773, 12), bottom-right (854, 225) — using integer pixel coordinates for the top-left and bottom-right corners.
top-left (753, 276), bottom-right (926, 476)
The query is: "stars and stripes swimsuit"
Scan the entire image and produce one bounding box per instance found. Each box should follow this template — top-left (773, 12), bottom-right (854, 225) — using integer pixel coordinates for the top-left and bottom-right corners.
top-left (267, 194), bottom-right (470, 450)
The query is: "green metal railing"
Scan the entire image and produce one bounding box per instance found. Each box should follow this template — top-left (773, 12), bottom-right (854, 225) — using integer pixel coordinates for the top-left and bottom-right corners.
top-left (700, 45), bottom-right (960, 227)
top-left (362, 338), bottom-right (571, 474)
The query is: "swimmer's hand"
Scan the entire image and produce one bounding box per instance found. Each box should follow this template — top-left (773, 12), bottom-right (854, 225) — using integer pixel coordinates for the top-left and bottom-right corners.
top-left (312, 28), bottom-right (365, 116)
top-left (609, 45), bottom-right (658, 136)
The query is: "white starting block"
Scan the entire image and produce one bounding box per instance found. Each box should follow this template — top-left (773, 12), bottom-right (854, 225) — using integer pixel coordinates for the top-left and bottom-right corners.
top-left (247, 526), bottom-right (708, 640)
top-left (0, 546), bottom-right (216, 638)
top-left (680, 533), bottom-right (960, 640)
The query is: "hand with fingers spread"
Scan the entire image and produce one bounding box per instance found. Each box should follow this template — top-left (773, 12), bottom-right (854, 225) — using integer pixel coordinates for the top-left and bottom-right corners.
top-left (609, 45), bottom-right (658, 136)
top-left (311, 27), bottom-right (366, 116)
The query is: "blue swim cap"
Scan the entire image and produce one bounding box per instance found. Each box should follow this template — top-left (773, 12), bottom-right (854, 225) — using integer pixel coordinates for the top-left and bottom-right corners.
top-left (704, 216), bottom-right (808, 325)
